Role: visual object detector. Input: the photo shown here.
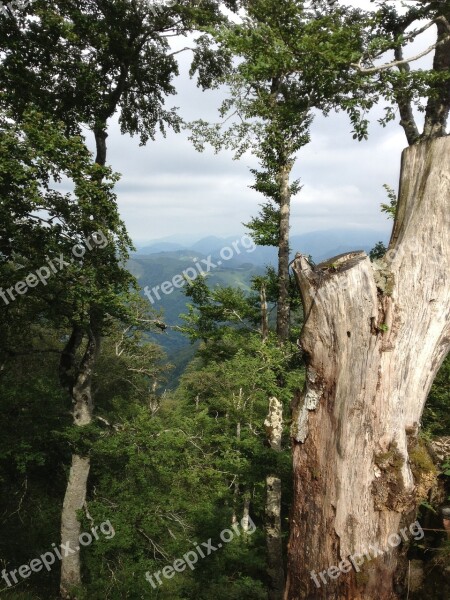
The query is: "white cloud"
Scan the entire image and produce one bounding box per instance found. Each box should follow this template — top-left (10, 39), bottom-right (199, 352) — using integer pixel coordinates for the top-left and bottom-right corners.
top-left (98, 0), bottom-right (437, 243)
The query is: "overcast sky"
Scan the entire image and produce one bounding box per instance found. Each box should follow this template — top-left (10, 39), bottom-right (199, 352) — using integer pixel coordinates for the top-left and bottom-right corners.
top-left (94, 0), bottom-right (434, 244)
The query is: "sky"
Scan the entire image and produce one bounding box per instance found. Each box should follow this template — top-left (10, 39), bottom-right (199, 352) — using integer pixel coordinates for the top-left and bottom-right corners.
top-left (91, 0), bottom-right (435, 245)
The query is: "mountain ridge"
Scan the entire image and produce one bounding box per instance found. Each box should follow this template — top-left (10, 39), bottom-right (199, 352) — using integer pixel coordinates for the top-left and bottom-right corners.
top-left (135, 227), bottom-right (390, 264)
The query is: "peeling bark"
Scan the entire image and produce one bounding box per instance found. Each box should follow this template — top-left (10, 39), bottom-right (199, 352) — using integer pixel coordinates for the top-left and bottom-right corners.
top-left (285, 138), bottom-right (450, 599)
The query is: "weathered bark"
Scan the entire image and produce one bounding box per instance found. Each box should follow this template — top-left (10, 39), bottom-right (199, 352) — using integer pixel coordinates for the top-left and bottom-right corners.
top-left (265, 397), bottom-right (285, 600)
top-left (276, 165), bottom-right (291, 344)
top-left (285, 137), bottom-right (450, 600)
top-left (59, 326), bottom-right (100, 598)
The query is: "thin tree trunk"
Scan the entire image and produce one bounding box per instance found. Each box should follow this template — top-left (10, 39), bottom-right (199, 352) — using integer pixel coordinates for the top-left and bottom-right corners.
top-left (393, 45), bottom-right (419, 146)
top-left (285, 138), bottom-right (450, 599)
top-left (422, 12), bottom-right (450, 140)
top-left (276, 165), bottom-right (291, 344)
top-left (59, 326), bottom-right (100, 598)
top-left (232, 389), bottom-right (244, 526)
top-left (232, 419), bottom-right (241, 526)
top-left (242, 493), bottom-right (251, 534)
top-left (265, 396), bottom-right (285, 600)
top-left (60, 456), bottom-right (90, 597)
top-left (261, 283), bottom-right (269, 342)
top-left (94, 128), bottom-right (108, 167)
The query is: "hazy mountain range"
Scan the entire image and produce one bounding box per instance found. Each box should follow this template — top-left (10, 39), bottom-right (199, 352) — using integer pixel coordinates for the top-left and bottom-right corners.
top-left (134, 227), bottom-right (390, 265)
top-left (130, 228), bottom-right (390, 386)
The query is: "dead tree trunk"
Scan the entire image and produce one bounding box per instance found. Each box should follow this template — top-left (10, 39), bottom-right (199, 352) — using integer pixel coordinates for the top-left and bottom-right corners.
top-left (285, 138), bottom-right (450, 599)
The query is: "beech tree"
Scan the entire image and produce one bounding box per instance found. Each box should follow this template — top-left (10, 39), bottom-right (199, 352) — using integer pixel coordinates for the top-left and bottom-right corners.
top-left (0, 106), bottom-right (140, 596)
top-left (0, 1), bottom-right (230, 595)
top-left (190, 3), bottom-right (316, 344)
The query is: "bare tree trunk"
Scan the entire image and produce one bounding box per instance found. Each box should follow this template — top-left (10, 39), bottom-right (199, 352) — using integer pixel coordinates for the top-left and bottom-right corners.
top-left (422, 12), bottom-right (450, 140)
top-left (60, 456), bottom-right (90, 597)
top-left (59, 326), bottom-right (100, 598)
top-left (242, 493), bottom-right (251, 534)
top-left (393, 45), bottom-right (419, 146)
top-left (261, 283), bottom-right (269, 342)
top-left (285, 138), bottom-right (450, 599)
top-left (276, 165), bottom-right (291, 344)
top-left (265, 397), bottom-right (285, 600)
top-left (94, 127), bottom-right (108, 167)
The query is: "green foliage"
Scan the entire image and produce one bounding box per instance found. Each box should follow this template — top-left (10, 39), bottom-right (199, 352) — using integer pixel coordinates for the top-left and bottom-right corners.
top-left (0, 0), bottom-right (228, 143)
top-left (173, 267), bottom-right (305, 597)
top-left (369, 241), bottom-right (387, 261)
top-left (381, 184), bottom-right (398, 219)
top-left (0, 108), bottom-right (135, 336)
top-left (0, 344), bottom-right (70, 596)
top-left (180, 275), bottom-right (260, 346)
top-left (71, 385), bottom-right (270, 598)
top-left (441, 459), bottom-right (450, 478)
top-left (423, 353), bottom-right (450, 436)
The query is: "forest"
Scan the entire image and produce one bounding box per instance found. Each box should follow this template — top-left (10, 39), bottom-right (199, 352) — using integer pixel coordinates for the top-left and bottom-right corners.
top-left (0, 1), bottom-right (449, 599)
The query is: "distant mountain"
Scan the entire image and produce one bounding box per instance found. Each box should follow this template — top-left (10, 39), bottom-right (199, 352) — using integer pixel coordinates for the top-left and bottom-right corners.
top-left (189, 236), bottom-right (232, 255)
top-left (290, 228), bottom-right (389, 262)
top-left (134, 228), bottom-right (390, 265)
top-left (138, 241), bottom-right (186, 254)
top-left (128, 251), bottom-right (265, 388)
top-left (131, 228), bottom-right (390, 387)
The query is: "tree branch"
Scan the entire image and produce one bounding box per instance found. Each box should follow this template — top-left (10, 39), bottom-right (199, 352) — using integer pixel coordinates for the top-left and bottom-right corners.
top-left (353, 16), bottom-right (450, 75)
top-left (352, 34), bottom-right (450, 74)
top-left (168, 46), bottom-right (193, 57)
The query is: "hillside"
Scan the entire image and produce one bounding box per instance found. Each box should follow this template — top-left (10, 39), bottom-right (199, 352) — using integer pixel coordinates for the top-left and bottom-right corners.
top-left (128, 250), bottom-right (265, 387)
top-left (130, 228), bottom-right (389, 386)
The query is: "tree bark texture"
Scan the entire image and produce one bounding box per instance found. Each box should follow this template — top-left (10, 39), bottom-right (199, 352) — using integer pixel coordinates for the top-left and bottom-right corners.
top-left (265, 396), bottom-right (285, 600)
top-left (285, 138), bottom-right (450, 600)
top-left (60, 455), bottom-right (91, 598)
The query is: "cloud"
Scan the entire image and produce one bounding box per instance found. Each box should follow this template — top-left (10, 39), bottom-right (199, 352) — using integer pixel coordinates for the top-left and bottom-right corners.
top-left (97, 0), bottom-right (436, 244)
